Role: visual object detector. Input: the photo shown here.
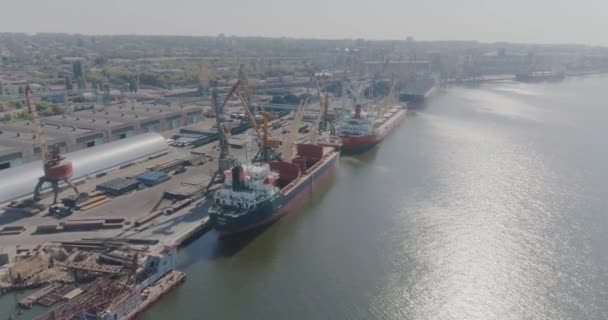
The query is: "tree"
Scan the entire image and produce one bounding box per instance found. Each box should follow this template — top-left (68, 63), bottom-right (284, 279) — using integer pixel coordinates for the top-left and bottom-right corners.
top-left (103, 84), bottom-right (111, 105)
top-left (94, 56), bottom-right (108, 66)
top-left (198, 64), bottom-right (209, 96)
top-left (65, 75), bottom-right (73, 90)
top-left (283, 93), bottom-right (300, 104)
top-left (72, 61), bottom-right (83, 79)
top-left (270, 95), bottom-right (285, 104)
top-left (36, 101), bottom-right (64, 116)
top-left (77, 77), bottom-right (86, 90)
top-left (11, 101), bottom-right (23, 109)
top-left (128, 77), bottom-right (139, 93)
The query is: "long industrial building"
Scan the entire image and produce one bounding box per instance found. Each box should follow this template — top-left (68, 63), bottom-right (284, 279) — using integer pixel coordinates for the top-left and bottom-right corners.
top-left (0, 132), bottom-right (168, 205)
top-left (0, 102), bottom-right (205, 170)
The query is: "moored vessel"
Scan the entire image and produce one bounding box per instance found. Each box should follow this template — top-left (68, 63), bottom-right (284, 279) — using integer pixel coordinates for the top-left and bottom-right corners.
top-left (338, 103), bottom-right (407, 154)
top-left (209, 144), bottom-right (339, 235)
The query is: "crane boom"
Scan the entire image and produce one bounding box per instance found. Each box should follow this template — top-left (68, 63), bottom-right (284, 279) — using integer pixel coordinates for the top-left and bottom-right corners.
top-left (310, 76), bottom-right (326, 144)
top-left (282, 98), bottom-right (308, 162)
top-left (236, 91), bottom-right (263, 143)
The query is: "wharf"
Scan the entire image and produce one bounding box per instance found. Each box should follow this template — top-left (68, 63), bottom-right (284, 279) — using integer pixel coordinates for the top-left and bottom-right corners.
top-left (121, 270), bottom-right (186, 320)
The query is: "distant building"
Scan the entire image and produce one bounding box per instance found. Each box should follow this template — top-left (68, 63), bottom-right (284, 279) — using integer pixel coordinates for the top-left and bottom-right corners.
top-left (364, 60), bottom-right (431, 77)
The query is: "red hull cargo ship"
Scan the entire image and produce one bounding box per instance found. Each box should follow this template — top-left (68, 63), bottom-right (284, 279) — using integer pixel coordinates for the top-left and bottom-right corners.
top-left (339, 104), bottom-right (407, 154)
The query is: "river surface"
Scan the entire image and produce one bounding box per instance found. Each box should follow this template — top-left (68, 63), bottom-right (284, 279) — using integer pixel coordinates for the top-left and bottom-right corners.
top-left (3, 75), bottom-right (608, 319)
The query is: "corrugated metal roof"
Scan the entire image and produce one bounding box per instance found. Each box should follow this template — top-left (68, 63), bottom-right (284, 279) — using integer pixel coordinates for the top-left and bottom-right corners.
top-left (0, 133), bottom-right (168, 205)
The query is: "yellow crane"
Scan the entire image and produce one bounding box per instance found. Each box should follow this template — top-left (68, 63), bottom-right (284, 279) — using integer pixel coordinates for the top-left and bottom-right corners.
top-left (281, 98), bottom-right (308, 162)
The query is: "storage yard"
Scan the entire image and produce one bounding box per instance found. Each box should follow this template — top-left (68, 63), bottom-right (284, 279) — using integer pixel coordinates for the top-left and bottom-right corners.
top-left (0, 102), bottom-right (293, 318)
top-left (0, 62), bottom-right (337, 318)
top-left (0, 239), bottom-right (184, 320)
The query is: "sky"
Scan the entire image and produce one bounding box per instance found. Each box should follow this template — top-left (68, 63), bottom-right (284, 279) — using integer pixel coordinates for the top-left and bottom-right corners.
top-left (0, 0), bottom-right (606, 45)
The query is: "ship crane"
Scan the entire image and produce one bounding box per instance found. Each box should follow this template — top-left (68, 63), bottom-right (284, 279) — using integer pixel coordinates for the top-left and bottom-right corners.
top-left (376, 74), bottom-right (398, 116)
top-left (233, 64), bottom-right (282, 163)
top-left (281, 98), bottom-right (308, 162)
top-left (238, 64), bottom-right (254, 113)
top-left (206, 65), bottom-right (280, 191)
top-left (310, 73), bottom-right (336, 144)
top-left (238, 91), bottom-right (280, 163)
top-left (26, 85), bottom-right (80, 204)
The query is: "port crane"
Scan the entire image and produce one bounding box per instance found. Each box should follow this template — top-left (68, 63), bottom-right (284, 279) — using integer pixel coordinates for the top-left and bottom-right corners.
top-left (26, 85), bottom-right (80, 204)
top-left (239, 91), bottom-right (281, 163)
top-left (281, 98), bottom-right (308, 162)
top-left (206, 79), bottom-right (238, 190)
top-left (234, 64), bottom-right (281, 163)
top-left (310, 72), bottom-right (336, 144)
top-left (206, 66), bottom-right (281, 189)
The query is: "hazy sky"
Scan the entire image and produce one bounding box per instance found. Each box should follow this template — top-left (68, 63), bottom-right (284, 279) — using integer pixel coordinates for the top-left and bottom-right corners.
top-left (1, 0), bottom-right (606, 45)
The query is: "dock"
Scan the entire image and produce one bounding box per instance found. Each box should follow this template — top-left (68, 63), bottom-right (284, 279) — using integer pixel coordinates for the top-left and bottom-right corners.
top-left (121, 270), bottom-right (186, 320)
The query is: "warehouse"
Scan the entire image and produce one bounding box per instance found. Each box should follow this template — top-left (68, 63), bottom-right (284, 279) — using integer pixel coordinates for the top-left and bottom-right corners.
top-left (0, 101), bottom-right (205, 167)
top-left (0, 132), bottom-right (169, 205)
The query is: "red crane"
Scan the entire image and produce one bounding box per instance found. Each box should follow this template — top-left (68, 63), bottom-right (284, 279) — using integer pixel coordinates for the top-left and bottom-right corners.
top-left (25, 85), bottom-right (79, 204)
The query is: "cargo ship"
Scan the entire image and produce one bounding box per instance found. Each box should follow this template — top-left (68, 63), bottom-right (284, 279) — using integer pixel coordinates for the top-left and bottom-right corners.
top-left (399, 76), bottom-right (437, 107)
top-left (338, 103), bottom-right (407, 154)
top-left (209, 144), bottom-right (339, 235)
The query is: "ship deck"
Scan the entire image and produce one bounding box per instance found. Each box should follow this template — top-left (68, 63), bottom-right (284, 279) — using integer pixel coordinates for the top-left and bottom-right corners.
top-left (281, 148), bottom-right (338, 194)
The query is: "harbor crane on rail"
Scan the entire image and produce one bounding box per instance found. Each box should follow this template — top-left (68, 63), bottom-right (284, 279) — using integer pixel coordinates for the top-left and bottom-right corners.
top-left (311, 72), bottom-right (337, 140)
top-left (25, 85), bottom-right (80, 204)
top-left (205, 79), bottom-right (238, 190)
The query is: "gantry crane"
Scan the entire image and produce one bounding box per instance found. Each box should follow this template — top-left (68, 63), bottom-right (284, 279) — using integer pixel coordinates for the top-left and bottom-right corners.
top-left (26, 85), bottom-right (80, 204)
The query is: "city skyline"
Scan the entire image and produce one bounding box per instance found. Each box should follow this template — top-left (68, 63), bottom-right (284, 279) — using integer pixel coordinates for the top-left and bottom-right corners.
top-left (1, 0), bottom-right (606, 46)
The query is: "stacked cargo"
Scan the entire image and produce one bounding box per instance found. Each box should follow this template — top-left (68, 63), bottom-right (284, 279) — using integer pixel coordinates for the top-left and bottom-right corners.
top-left (136, 171), bottom-right (169, 187)
top-left (96, 178), bottom-right (141, 196)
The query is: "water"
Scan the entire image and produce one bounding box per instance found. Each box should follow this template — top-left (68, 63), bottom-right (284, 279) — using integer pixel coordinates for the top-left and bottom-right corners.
top-left (3, 76), bottom-right (608, 319)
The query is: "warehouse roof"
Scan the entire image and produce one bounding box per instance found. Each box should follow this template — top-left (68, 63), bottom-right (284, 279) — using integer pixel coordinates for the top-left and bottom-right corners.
top-left (0, 133), bottom-right (169, 205)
